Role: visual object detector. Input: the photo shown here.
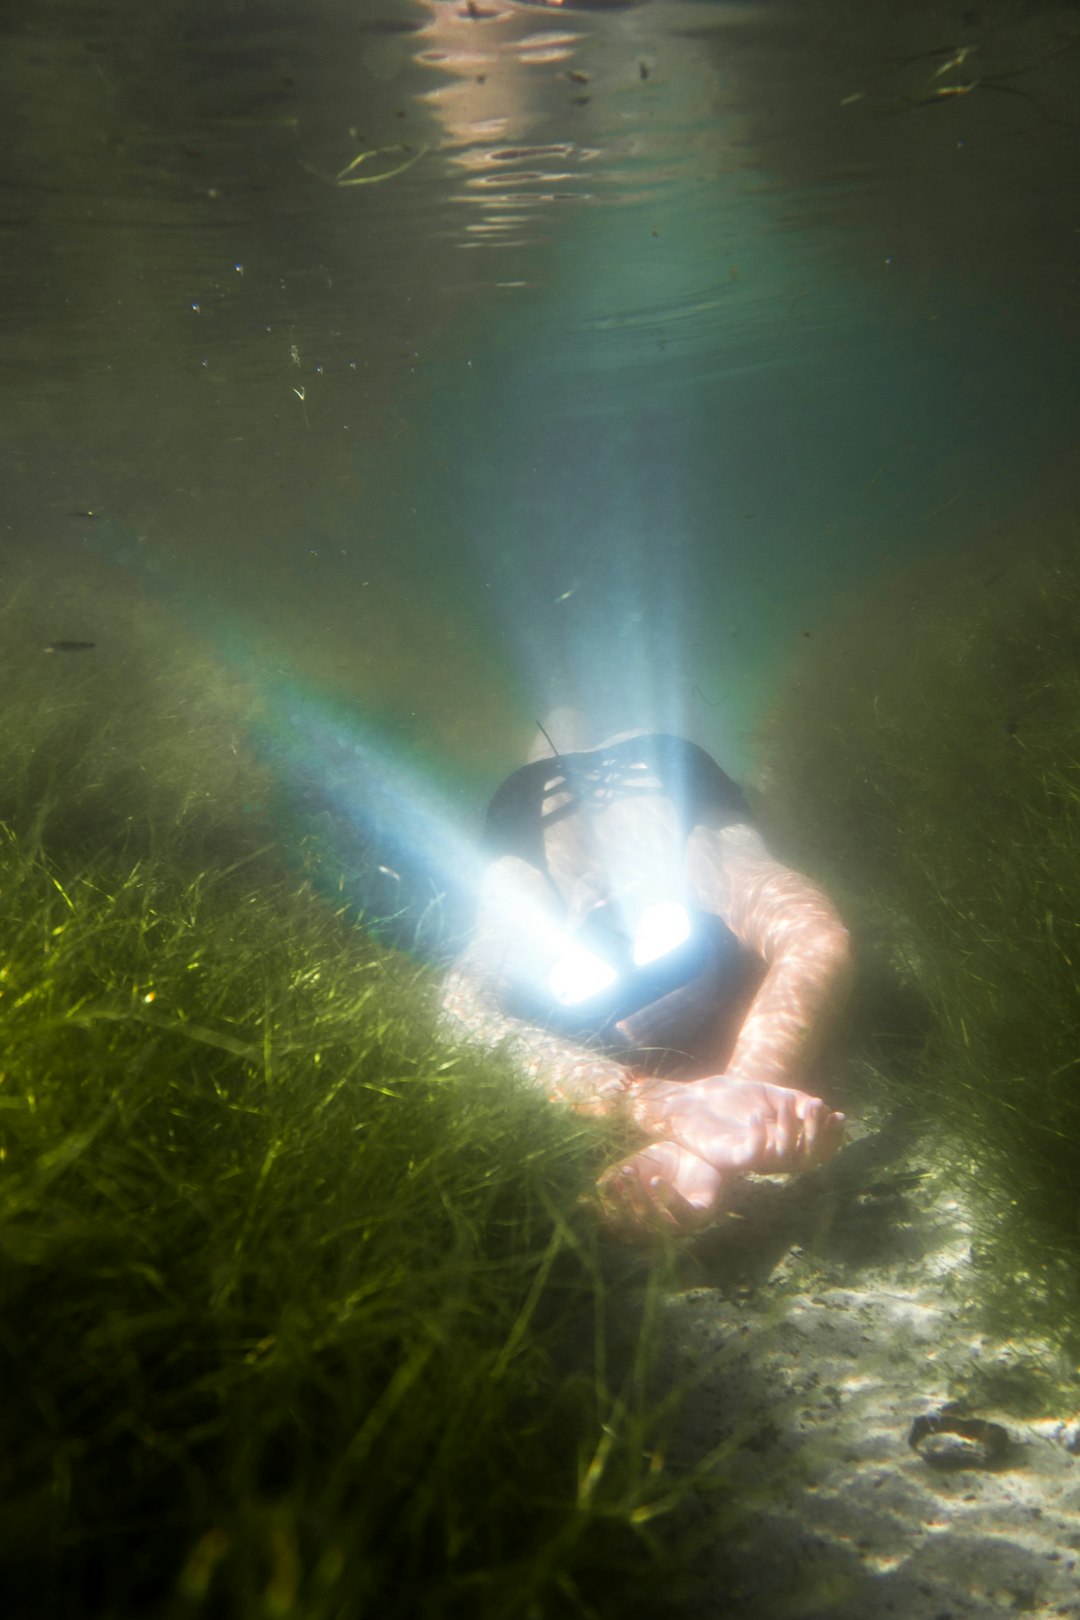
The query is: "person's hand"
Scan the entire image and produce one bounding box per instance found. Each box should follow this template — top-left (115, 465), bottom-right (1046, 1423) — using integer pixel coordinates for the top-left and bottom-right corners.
top-left (596, 1138), bottom-right (744, 1237)
top-left (630, 1074), bottom-right (845, 1177)
top-left (595, 1077), bottom-right (843, 1239)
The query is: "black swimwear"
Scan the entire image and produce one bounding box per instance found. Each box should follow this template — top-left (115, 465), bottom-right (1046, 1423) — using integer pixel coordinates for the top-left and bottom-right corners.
top-left (484, 732), bottom-right (750, 880)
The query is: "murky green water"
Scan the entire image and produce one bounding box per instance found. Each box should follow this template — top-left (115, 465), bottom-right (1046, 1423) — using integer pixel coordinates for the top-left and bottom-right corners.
top-left (5, 7), bottom-right (1080, 1614)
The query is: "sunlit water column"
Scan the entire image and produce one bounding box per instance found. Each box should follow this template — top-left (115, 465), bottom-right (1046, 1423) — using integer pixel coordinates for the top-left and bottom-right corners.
top-left (411, 0), bottom-right (1080, 780)
top-left (411, 0), bottom-right (889, 775)
top-left (412, 0), bottom-right (764, 760)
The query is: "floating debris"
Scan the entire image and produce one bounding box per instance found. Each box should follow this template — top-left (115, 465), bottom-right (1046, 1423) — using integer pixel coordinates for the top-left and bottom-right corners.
top-left (335, 144), bottom-right (428, 187)
top-left (44, 640), bottom-right (96, 653)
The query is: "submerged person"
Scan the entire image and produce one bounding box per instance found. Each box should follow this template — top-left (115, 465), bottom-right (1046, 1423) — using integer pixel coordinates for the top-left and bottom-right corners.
top-left (439, 710), bottom-right (852, 1235)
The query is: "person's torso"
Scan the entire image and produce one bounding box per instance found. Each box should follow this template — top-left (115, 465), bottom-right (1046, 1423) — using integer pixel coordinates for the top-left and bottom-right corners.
top-left (484, 734), bottom-right (758, 1061)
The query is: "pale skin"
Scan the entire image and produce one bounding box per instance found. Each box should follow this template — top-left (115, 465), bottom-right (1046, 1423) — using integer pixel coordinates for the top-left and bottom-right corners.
top-left (439, 724), bottom-right (852, 1237)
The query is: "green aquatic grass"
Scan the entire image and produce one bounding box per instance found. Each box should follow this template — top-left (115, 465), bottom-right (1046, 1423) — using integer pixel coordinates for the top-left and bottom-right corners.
top-left (754, 525), bottom-right (1080, 1341)
top-left (0, 564), bottom-right (728, 1618)
top-left (0, 836), bottom-right (702, 1617)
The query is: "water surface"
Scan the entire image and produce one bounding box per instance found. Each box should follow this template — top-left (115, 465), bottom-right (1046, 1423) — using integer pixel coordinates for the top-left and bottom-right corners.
top-left (3, 0), bottom-right (1078, 851)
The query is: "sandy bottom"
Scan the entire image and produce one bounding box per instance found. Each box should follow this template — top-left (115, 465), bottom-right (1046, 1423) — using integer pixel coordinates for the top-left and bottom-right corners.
top-left (660, 1113), bottom-right (1080, 1619)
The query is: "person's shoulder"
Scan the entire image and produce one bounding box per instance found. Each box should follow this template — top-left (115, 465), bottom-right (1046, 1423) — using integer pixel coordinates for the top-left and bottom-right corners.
top-left (690, 820), bottom-right (772, 862)
top-left (720, 821), bottom-right (773, 858)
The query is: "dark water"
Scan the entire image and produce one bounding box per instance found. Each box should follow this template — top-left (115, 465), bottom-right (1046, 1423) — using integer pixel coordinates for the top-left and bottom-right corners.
top-left (4, 0), bottom-right (1079, 899)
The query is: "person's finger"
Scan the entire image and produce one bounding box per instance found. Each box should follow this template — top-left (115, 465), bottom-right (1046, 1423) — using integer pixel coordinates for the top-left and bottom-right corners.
top-left (598, 1146), bottom-right (680, 1232)
top-left (597, 1173), bottom-right (659, 1237)
top-left (774, 1092), bottom-right (796, 1165)
top-left (647, 1172), bottom-right (711, 1233)
top-left (805, 1107), bottom-right (845, 1166)
top-left (802, 1097), bottom-right (824, 1158)
top-left (733, 1111), bottom-right (768, 1170)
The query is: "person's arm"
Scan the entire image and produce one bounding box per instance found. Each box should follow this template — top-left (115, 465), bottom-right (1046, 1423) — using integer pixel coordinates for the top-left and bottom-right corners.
top-left (619, 822), bottom-right (850, 1187)
top-left (686, 821), bottom-right (853, 1090)
top-left (438, 856), bottom-right (636, 1117)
